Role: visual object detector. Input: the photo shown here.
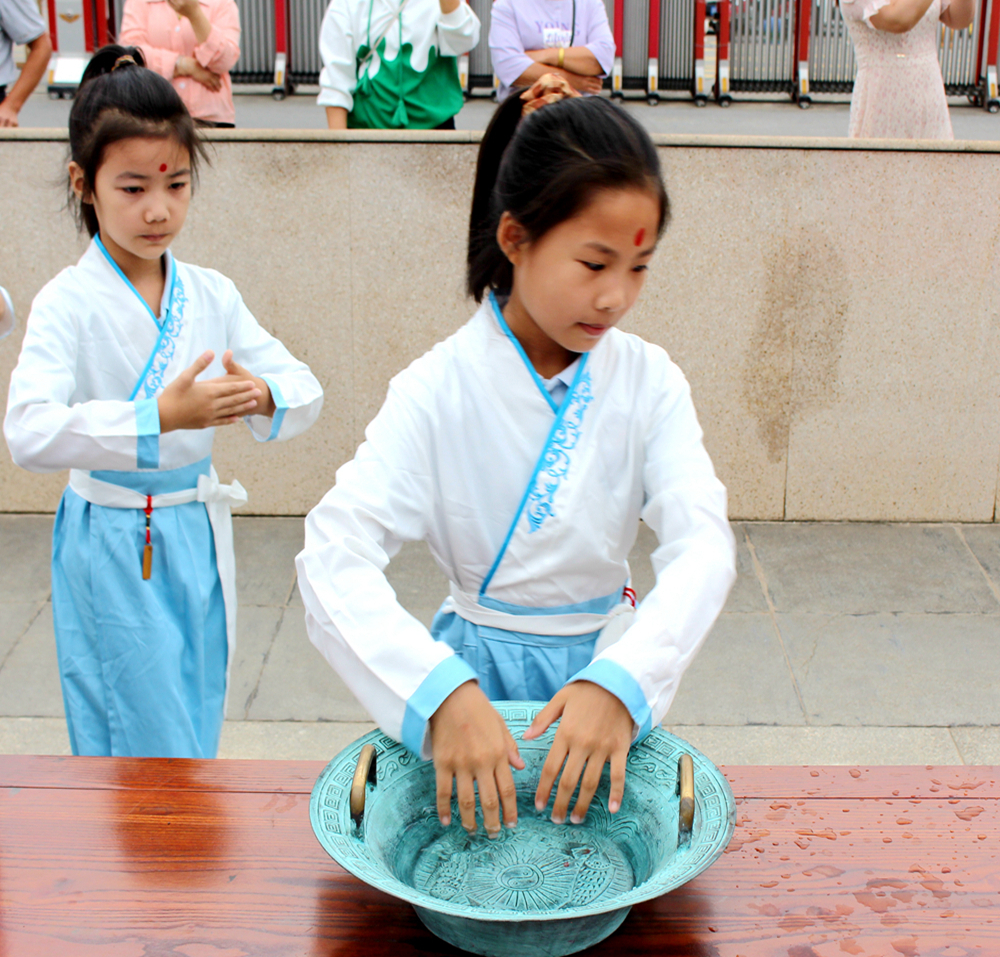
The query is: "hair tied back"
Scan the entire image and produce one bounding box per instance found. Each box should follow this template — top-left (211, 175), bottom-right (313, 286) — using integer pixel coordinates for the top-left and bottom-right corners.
top-left (113, 54), bottom-right (137, 70)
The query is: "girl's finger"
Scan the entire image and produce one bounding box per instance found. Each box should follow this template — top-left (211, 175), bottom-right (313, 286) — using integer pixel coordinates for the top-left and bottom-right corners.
top-left (435, 764), bottom-right (454, 826)
top-left (455, 771), bottom-right (478, 834)
top-left (477, 770), bottom-right (502, 838)
top-left (533, 738), bottom-right (568, 812)
top-left (523, 692), bottom-right (566, 740)
top-left (570, 754), bottom-right (606, 824)
top-left (495, 760), bottom-right (519, 829)
top-left (550, 749), bottom-right (586, 825)
top-left (207, 415), bottom-right (242, 427)
top-left (204, 378), bottom-right (259, 396)
top-left (608, 748), bottom-right (627, 814)
top-left (504, 725), bottom-right (525, 770)
top-left (182, 350), bottom-right (214, 382)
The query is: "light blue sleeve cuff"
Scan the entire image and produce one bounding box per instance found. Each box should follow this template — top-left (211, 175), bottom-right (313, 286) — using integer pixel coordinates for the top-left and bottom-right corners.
top-left (569, 659), bottom-right (653, 742)
top-left (400, 654), bottom-right (479, 758)
top-left (251, 375), bottom-right (288, 442)
top-left (134, 397), bottom-right (161, 470)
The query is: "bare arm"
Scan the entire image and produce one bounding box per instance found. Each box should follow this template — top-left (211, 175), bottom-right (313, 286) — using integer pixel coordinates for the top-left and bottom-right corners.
top-left (940, 0), bottom-right (974, 29)
top-left (512, 62), bottom-right (602, 93)
top-left (527, 45), bottom-right (602, 75)
top-left (0, 32), bottom-right (52, 127)
top-left (439, 0), bottom-right (459, 12)
top-left (869, 0), bottom-right (935, 32)
top-left (326, 106), bottom-right (348, 128)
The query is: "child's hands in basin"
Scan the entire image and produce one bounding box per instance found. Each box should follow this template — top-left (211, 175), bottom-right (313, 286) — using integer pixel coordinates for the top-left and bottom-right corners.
top-left (430, 681), bottom-right (526, 838)
top-left (524, 681), bottom-right (632, 825)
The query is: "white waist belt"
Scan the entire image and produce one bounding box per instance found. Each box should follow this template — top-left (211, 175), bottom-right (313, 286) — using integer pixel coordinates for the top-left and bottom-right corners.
top-left (69, 468), bottom-right (248, 510)
top-left (67, 464), bottom-right (247, 710)
top-left (447, 583), bottom-right (631, 638)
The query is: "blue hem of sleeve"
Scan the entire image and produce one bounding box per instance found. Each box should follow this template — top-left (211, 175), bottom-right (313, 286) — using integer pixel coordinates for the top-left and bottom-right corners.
top-left (400, 655), bottom-right (478, 758)
top-left (256, 375), bottom-right (287, 442)
top-left (135, 398), bottom-right (160, 470)
top-left (569, 659), bottom-right (653, 741)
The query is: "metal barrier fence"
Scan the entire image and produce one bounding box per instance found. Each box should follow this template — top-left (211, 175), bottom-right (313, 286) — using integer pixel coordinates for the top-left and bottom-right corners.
top-left (806, 0), bottom-right (854, 93)
top-left (728, 0), bottom-right (795, 92)
top-left (232, 0), bottom-right (276, 82)
top-left (287, 0), bottom-right (326, 82)
top-left (40, 0), bottom-right (1000, 112)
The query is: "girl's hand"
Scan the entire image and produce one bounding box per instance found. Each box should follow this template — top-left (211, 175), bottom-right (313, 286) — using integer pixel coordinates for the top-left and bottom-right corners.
top-left (190, 62), bottom-right (223, 92)
top-left (157, 351), bottom-right (260, 433)
top-left (429, 681), bottom-right (526, 838)
top-left (167, 0), bottom-right (201, 19)
top-left (524, 681), bottom-right (632, 824)
top-left (217, 350), bottom-right (275, 417)
top-left (519, 73), bottom-right (581, 116)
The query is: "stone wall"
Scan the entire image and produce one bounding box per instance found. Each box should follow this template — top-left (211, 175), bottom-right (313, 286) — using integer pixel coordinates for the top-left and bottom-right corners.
top-left (2, 129), bottom-right (998, 520)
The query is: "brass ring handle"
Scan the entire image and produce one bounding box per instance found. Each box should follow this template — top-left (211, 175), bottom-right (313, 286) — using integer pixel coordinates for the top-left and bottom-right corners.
top-left (350, 744), bottom-right (378, 826)
top-left (678, 753), bottom-right (695, 841)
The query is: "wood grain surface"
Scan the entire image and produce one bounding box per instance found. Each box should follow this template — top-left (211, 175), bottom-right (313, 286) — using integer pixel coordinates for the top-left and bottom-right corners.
top-left (1, 757), bottom-right (997, 957)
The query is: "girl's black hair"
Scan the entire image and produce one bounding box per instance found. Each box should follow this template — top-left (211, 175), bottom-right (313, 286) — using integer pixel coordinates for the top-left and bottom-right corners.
top-left (467, 93), bottom-right (670, 302)
top-left (68, 44), bottom-right (207, 237)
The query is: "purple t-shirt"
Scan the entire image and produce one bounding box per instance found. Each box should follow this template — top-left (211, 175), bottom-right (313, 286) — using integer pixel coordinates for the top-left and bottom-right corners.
top-left (488, 0), bottom-right (615, 102)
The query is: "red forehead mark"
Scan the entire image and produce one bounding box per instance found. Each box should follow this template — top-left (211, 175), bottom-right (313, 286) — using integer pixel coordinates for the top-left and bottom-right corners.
top-left (159, 164), bottom-right (168, 172)
top-left (634, 227), bottom-right (645, 247)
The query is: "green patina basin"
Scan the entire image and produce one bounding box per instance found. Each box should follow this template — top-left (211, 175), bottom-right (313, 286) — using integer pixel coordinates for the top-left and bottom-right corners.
top-left (309, 701), bottom-right (735, 957)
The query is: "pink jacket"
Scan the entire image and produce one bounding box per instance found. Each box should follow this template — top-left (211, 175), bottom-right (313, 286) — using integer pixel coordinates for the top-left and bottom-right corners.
top-left (120, 0), bottom-right (240, 124)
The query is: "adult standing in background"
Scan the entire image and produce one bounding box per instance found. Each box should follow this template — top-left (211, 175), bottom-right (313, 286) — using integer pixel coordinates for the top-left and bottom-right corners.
top-left (0, 0), bottom-right (51, 126)
top-left (318, 0), bottom-right (479, 129)
top-left (489, 0), bottom-right (614, 102)
top-left (840, 0), bottom-right (974, 138)
top-left (120, 0), bottom-right (240, 127)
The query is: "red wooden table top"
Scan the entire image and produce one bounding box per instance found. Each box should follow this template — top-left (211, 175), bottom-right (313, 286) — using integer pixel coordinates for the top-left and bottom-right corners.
top-left (0, 756), bottom-right (997, 957)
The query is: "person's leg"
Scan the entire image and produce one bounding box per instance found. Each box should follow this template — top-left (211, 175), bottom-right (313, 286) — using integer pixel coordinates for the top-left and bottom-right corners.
top-left (52, 491), bottom-right (113, 755)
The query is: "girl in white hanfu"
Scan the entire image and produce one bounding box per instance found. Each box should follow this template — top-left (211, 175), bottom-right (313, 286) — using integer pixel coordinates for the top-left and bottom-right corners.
top-left (4, 46), bottom-right (323, 759)
top-left (297, 77), bottom-right (734, 838)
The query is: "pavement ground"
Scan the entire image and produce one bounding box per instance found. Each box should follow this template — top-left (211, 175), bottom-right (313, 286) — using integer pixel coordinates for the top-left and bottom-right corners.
top-left (15, 87), bottom-right (1000, 140)
top-left (1, 515), bottom-right (998, 766)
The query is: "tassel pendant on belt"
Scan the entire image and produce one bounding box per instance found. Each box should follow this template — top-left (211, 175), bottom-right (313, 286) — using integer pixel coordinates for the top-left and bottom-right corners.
top-left (142, 495), bottom-right (153, 580)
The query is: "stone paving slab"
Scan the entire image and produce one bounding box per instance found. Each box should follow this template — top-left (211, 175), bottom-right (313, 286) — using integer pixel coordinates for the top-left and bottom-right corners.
top-left (961, 524), bottom-right (1000, 600)
top-left (666, 614), bottom-right (805, 726)
top-left (247, 612), bottom-right (371, 722)
top-left (779, 613), bottom-right (1000, 727)
top-left (745, 523), bottom-right (1000, 614)
top-left (669, 725), bottom-right (966, 767)
top-left (1, 518), bottom-right (998, 765)
top-left (0, 516), bottom-right (52, 603)
top-left (0, 604), bottom-right (61, 717)
top-left (951, 727), bottom-right (1000, 764)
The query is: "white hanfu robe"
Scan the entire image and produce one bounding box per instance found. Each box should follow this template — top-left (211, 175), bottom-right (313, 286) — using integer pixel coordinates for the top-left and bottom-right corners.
top-left (4, 237), bottom-right (324, 758)
top-left (297, 294), bottom-right (734, 760)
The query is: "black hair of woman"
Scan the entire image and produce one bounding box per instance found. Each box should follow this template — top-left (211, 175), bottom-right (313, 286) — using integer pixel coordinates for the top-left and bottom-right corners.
top-left (67, 44), bottom-right (208, 237)
top-left (467, 92), bottom-right (670, 303)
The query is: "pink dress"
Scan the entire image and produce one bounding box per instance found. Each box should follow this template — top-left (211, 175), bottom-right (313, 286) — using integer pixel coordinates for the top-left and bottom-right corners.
top-left (120, 0), bottom-right (241, 125)
top-left (839, 0), bottom-right (953, 139)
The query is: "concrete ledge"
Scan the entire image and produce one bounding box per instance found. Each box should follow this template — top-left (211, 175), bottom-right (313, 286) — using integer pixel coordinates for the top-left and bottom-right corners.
top-left (2, 135), bottom-right (998, 520)
top-left (7, 126), bottom-right (1000, 152)
top-left (0, 718), bottom-right (985, 765)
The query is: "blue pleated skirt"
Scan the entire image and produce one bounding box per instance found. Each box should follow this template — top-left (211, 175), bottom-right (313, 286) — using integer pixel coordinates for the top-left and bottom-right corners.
top-left (431, 608), bottom-right (600, 702)
top-left (51, 457), bottom-right (227, 758)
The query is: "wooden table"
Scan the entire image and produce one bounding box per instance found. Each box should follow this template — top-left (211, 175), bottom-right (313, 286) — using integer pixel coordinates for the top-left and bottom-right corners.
top-left (1, 756), bottom-right (997, 956)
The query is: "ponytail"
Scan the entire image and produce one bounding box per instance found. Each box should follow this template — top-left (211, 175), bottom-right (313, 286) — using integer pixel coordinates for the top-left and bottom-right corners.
top-left (68, 44), bottom-right (207, 237)
top-left (467, 93), bottom-right (670, 303)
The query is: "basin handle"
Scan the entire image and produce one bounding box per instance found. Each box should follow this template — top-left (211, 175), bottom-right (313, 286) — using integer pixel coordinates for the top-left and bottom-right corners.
top-left (678, 753), bottom-right (695, 841)
top-left (350, 743), bottom-right (378, 827)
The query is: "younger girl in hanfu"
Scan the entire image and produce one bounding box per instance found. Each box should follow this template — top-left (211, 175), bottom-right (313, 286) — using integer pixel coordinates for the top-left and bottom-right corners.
top-left (4, 45), bottom-right (323, 759)
top-left (297, 77), bottom-right (734, 838)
